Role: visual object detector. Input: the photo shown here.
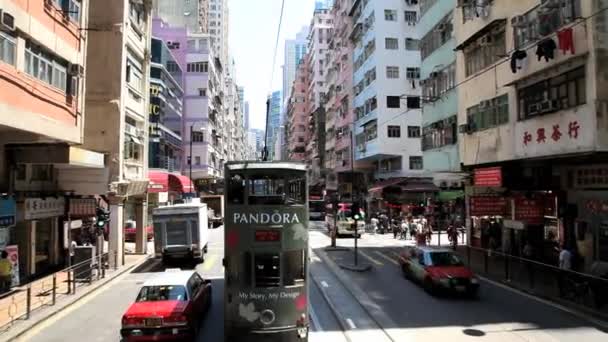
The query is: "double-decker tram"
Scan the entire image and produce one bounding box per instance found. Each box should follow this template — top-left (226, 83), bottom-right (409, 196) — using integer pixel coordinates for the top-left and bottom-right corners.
top-left (224, 161), bottom-right (309, 342)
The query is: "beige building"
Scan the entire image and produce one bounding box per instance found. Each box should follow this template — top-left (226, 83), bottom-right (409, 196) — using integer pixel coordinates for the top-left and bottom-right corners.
top-left (82, 0), bottom-right (153, 265)
top-left (456, 0), bottom-right (608, 271)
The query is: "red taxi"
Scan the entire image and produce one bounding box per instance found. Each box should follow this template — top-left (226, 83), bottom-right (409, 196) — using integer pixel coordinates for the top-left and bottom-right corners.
top-left (121, 270), bottom-right (212, 341)
top-left (398, 246), bottom-right (480, 297)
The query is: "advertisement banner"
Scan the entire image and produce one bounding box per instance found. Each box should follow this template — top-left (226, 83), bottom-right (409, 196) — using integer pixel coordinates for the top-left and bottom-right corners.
top-left (470, 196), bottom-right (508, 217)
top-left (474, 167), bottom-right (503, 187)
top-left (514, 196), bottom-right (545, 225)
top-left (24, 197), bottom-right (65, 220)
top-left (0, 197), bottom-right (16, 227)
top-left (5, 245), bottom-right (19, 287)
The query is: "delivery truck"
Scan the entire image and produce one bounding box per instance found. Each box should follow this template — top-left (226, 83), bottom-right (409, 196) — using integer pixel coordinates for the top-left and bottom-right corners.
top-left (152, 199), bottom-right (209, 263)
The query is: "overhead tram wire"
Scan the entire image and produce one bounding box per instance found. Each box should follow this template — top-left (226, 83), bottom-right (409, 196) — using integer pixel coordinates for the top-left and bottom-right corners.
top-left (262, 0), bottom-right (286, 161)
top-left (368, 5), bottom-right (608, 131)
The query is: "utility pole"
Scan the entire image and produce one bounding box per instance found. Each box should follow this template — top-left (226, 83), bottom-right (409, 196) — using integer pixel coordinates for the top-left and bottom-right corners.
top-left (189, 124), bottom-right (193, 197)
top-left (351, 129), bottom-right (359, 266)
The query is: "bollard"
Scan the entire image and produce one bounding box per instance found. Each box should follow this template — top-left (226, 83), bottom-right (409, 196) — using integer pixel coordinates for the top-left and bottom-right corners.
top-left (52, 274), bottom-right (56, 305)
top-left (98, 252), bottom-right (102, 280)
top-left (72, 270), bottom-right (77, 294)
top-left (67, 271), bottom-right (72, 295)
top-left (26, 286), bottom-right (31, 319)
top-left (114, 250), bottom-right (118, 271)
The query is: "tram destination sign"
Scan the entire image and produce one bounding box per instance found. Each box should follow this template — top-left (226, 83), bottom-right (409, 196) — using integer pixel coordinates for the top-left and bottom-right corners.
top-left (255, 230), bottom-right (281, 242)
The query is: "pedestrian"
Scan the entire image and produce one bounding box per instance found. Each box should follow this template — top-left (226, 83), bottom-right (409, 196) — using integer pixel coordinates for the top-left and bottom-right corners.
top-left (69, 239), bottom-right (77, 267)
top-left (0, 251), bottom-right (13, 293)
top-left (400, 220), bottom-right (408, 240)
top-left (370, 215), bottom-right (379, 234)
top-left (558, 244), bottom-right (572, 297)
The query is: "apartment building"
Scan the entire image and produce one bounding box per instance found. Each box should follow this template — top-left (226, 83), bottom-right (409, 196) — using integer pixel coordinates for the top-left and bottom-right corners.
top-left (208, 0), bottom-right (229, 65)
top-left (283, 26), bottom-right (309, 107)
top-left (83, 0), bottom-right (153, 263)
top-left (152, 0), bottom-right (209, 33)
top-left (183, 33), bottom-right (225, 183)
top-left (349, 0), bottom-right (430, 211)
top-left (324, 0), bottom-right (370, 199)
top-left (455, 0), bottom-right (608, 272)
top-left (287, 61), bottom-right (311, 162)
top-left (0, 0), bottom-right (106, 281)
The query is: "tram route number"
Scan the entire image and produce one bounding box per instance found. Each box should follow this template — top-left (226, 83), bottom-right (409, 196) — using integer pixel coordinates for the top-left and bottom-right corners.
top-left (238, 291), bottom-right (300, 301)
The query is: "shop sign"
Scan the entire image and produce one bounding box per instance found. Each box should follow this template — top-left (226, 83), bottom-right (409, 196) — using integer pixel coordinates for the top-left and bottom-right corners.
top-left (514, 197), bottom-right (544, 225)
top-left (5, 245), bottom-right (20, 287)
top-left (585, 200), bottom-right (608, 214)
top-left (515, 111), bottom-right (593, 159)
top-left (470, 196), bottom-right (508, 217)
top-left (570, 165), bottom-right (608, 189)
top-left (474, 167), bottom-right (503, 187)
top-left (68, 198), bottom-right (97, 217)
top-left (0, 197), bottom-right (16, 227)
top-left (24, 197), bottom-right (66, 220)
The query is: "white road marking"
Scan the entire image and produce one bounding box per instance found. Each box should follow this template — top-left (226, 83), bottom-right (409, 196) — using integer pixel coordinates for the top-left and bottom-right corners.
top-left (374, 251), bottom-right (399, 266)
top-left (321, 280), bottom-right (329, 288)
top-left (346, 318), bottom-right (357, 329)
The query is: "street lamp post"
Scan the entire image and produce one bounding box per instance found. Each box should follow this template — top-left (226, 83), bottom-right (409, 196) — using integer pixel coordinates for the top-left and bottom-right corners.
top-left (350, 129), bottom-right (359, 266)
top-left (189, 124), bottom-right (193, 197)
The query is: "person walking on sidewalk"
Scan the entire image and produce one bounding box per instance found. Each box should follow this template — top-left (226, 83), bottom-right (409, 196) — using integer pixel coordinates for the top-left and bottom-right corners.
top-left (0, 251), bottom-right (13, 293)
top-left (558, 244), bottom-right (573, 297)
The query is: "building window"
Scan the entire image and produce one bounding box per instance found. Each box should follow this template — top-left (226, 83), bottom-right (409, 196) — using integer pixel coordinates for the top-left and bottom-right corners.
top-left (199, 88), bottom-right (207, 96)
top-left (192, 131), bottom-right (205, 142)
top-left (420, 12), bottom-right (453, 61)
top-left (379, 157), bottom-right (402, 172)
top-left (126, 61), bottom-right (143, 93)
top-left (387, 125), bottom-right (401, 138)
top-left (195, 156), bottom-right (201, 165)
top-left (364, 67), bottom-right (376, 86)
top-left (517, 66), bottom-right (586, 120)
top-left (464, 24), bottom-right (506, 76)
top-left (384, 9), bottom-right (397, 21)
top-left (363, 120), bottom-right (378, 141)
top-left (405, 38), bottom-right (420, 50)
top-left (124, 140), bottom-right (142, 161)
top-left (462, 0), bottom-right (493, 22)
top-left (387, 96), bottom-right (400, 108)
top-left (386, 66), bottom-right (399, 79)
top-left (513, 1), bottom-right (581, 49)
top-left (422, 63), bottom-right (455, 100)
top-left (409, 156), bottom-right (423, 170)
top-left (404, 11), bottom-right (417, 24)
top-left (0, 32), bottom-right (16, 66)
top-left (187, 62), bottom-right (209, 73)
top-left (31, 164), bottom-right (53, 181)
top-left (385, 37), bottom-right (399, 50)
top-left (407, 126), bottom-right (421, 138)
top-left (129, 1), bottom-right (144, 27)
top-left (422, 116), bottom-right (457, 151)
top-left (24, 42), bottom-right (69, 92)
top-left (420, 0), bottom-right (438, 16)
top-left (406, 67), bottom-right (421, 80)
top-left (466, 94), bottom-right (509, 132)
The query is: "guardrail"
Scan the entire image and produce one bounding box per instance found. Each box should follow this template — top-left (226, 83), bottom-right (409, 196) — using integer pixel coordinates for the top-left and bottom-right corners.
top-left (461, 246), bottom-right (608, 317)
top-left (0, 250), bottom-right (119, 332)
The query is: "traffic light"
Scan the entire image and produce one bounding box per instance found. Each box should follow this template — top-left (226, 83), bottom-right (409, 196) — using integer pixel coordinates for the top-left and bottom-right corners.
top-left (95, 207), bottom-right (110, 228)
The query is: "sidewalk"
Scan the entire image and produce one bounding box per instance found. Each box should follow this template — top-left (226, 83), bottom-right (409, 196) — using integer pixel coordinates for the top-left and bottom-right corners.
top-left (0, 253), bottom-right (150, 341)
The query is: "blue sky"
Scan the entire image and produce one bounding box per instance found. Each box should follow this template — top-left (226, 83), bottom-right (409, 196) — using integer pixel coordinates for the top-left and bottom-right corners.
top-left (229, 0), bottom-right (317, 130)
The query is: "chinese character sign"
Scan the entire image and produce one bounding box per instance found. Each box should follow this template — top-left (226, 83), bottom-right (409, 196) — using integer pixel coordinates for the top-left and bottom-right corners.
top-left (523, 121), bottom-right (580, 146)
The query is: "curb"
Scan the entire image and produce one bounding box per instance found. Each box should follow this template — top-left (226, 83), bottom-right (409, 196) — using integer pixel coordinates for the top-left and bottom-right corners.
top-left (314, 248), bottom-right (402, 342)
top-left (338, 263), bottom-right (373, 272)
top-left (2, 255), bottom-right (151, 342)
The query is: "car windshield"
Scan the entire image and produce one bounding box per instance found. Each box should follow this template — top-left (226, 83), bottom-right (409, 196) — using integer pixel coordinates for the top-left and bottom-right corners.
top-left (428, 252), bottom-right (464, 267)
top-left (136, 285), bottom-right (188, 302)
top-left (338, 210), bottom-right (352, 220)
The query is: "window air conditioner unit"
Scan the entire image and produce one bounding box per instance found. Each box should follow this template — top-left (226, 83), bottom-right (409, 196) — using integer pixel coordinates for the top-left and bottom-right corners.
top-left (511, 15), bottom-right (527, 28)
top-left (0, 10), bottom-right (15, 32)
top-left (540, 99), bottom-right (559, 113)
top-left (435, 23), bottom-right (447, 32)
top-left (529, 103), bottom-right (541, 116)
top-left (69, 64), bottom-right (85, 77)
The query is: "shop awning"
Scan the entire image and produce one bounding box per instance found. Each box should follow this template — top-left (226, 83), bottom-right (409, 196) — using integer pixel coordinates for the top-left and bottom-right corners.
top-left (169, 174), bottom-right (195, 193)
top-left (368, 178), bottom-right (407, 192)
top-left (438, 190), bottom-right (465, 201)
top-left (148, 171), bottom-right (169, 193)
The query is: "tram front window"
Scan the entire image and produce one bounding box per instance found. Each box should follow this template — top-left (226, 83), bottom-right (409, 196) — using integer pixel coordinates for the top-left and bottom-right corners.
top-left (254, 253), bottom-right (281, 287)
top-left (248, 176), bottom-right (286, 205)
top-left (283, 250), bottom-right (306, 286)
top-left (227, 173), bottom-right (246, 204)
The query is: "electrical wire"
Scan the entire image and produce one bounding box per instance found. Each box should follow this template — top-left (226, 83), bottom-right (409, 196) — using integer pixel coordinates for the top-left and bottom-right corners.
top-left (365, 5), bottom-right (608, 131)
top-left (263, 0), bottom-right (286, 160)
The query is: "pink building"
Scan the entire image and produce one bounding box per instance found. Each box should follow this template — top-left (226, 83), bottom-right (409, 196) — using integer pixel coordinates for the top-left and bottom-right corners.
top-left (287, 60), bottom-right (310, 161)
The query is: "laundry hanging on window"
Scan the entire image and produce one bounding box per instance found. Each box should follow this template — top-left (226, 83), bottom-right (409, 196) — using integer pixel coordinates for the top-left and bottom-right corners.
top-left (510, 50), bottom-right (528, 73)
top-left (557, 27), bottom-right (575, 55)
top-left (536, 38), bottom-right (557, 62)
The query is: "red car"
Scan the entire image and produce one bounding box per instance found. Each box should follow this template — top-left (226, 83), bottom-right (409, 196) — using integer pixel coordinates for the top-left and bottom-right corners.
top-left (398, 246), bottom-right (480, 297)
top-left (121, 270), bottom-right (212, 341)
top-left (124, 224), bottom-right (154, 242)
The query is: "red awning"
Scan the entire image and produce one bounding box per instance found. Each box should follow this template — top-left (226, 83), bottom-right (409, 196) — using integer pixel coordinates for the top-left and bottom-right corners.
top-left (169, 174), bottom-right (195, 193)
top-left (148, 171), bottom-right (169, 193)
top-left (368, 178), bottom-right (407, 193)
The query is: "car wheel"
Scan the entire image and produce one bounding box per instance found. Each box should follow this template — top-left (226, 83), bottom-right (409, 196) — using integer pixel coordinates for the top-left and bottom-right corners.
top-left (424, 278), bottom-right (435, 295)
top-left (204, 244), bottom-right (208, 253)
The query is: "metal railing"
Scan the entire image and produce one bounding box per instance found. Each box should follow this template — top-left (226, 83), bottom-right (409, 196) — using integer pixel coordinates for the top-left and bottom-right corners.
top-left (0, 251), bottom-right (119, 332)
top-left (461, 246), bottom-right (608, 317)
